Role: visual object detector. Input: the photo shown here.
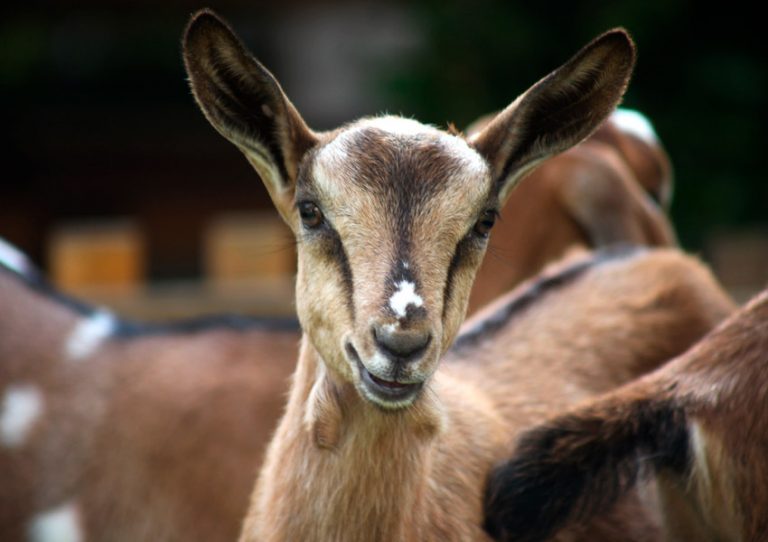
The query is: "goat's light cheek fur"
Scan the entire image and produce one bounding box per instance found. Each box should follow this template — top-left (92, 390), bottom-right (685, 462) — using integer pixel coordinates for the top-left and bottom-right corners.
top-left (443, 248), bottom-right (487, 348)
top-left (296, 252), bottom-right (355, 381)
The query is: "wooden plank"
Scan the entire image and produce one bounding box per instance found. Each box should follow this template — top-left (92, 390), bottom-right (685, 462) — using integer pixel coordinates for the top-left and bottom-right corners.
top-left (48, 220), bottom-right (144, 291)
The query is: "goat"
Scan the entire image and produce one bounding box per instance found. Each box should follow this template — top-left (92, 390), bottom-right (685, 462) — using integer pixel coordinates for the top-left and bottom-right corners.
top-left (0, 106), bottom-right (680, 540)
top-left (181, 10), bottom-right (735, 541)
top-left (0, 239), bottom-right (298, 542)
top-left (0, 109), bottom-right (677, 541)
top-left (483, 286), bottom-right (768, 542)
top-left (467, 107), bottom-right (676, 313)
top-left (0, 244), bottom-right (726, 541)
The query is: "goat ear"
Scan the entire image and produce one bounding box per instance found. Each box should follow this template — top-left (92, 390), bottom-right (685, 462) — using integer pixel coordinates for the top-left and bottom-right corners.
top-left (470, 29), bottom-right (636, 204)
top-left (182, 9), bottom-right (318, 226)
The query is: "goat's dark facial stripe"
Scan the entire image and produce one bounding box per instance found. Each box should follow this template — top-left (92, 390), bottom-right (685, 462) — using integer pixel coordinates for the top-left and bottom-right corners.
top-left (338, 128), bottom-right (492, 320)
top-left (296, 166), bottom-right (355, 321)
top-left (299, 220), bottom-right (356, 323)
top-left (442, 236), bottom-right (475, 319)
top-left (326, 225), bottom-right (355, 322)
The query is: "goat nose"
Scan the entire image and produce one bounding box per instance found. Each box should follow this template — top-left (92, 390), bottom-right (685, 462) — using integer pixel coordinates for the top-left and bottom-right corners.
top-left (373, 324), bottom-right (431, 361)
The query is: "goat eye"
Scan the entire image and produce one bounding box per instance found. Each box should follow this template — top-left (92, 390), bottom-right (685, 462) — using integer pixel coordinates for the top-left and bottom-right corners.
top-left (298, 202), bottom-right (324, 229)
top-left (473, 210), bottom-right (497, 238)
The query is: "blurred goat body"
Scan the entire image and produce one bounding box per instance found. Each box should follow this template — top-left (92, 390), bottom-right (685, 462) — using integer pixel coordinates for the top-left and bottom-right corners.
top-left (484, 288), bottom-right (768, 542)
top-left (0, 244), bottom-right (299, 542)
top-left (0, 212), bottom-right (731, 541)
top-left (467, 107), bottom-right (676, 313)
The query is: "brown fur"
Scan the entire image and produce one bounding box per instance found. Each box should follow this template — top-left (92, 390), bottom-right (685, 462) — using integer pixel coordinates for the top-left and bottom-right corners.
top-left (179, 11), bottom-right (735, 541)
top-left (245, 250), bottom-right (734, 541)
top-left (0, 267), bottom-right (298, 542)
top-left (485, 289), bottom-right (768, 541)
top-left (0, 33), bottom-right (673, 542)
top-left (0, 12), bottom-right (698, 542)
top-left (645, 290), bottom-right (768, 541)
top-left (0, 248), bottom-right (733, 541)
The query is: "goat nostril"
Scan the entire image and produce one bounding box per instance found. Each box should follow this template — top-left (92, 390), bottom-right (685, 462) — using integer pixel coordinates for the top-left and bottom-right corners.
top-left (373, 325), bottom-right (431, 361)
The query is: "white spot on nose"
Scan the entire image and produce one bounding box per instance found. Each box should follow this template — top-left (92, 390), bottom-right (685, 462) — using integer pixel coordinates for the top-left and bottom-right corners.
top-left (29, 501), bottom-right (83, 542)
top-left (65, 310), bottom-right (116, 361)
top-left (389, 280), bottom-right (423, 319)
top-left (611, 108), bottom-right (658, 144)
top-left (1, 385), bottom-right (44, 448)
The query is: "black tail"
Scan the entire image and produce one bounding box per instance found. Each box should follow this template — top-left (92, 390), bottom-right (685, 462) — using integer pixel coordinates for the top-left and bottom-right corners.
top-left (483, 398), bottom-right (689, 541)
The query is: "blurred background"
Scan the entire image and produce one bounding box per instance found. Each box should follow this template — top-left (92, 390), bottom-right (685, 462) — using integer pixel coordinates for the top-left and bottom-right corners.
top-left (1, 0), bottom-right (766, 318)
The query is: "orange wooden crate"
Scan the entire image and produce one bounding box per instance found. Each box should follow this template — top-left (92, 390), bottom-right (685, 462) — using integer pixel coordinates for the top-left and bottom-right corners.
top-left (203, 212), bottom-right (295, 287)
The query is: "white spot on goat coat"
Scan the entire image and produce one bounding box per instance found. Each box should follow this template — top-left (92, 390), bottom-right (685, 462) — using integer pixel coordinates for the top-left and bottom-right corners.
top-left (0, 237), bottom-right (31, 275)
top-left (611, 108), bottom-right (659, 144)
top-left (389, 280), bottom-right (423, 318)
top-left (65, 310), bottom-right (116, 361)
top-left (1, 385), bottom-right (44, 447)
top-left (364, 116), bottom-right (435, 137)
top-left (316, 115), bottom-right (488, 181)
top-left (29, 501), bottom-right (83, 542)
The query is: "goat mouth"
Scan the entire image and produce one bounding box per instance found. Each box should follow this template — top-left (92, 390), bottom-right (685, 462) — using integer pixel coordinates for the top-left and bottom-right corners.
top-left (346, 343), bottom-right (423, 408)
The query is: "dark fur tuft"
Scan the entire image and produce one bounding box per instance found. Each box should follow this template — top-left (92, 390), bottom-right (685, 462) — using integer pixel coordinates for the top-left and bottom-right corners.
top-left (483, 398), bottom-right (688, 541)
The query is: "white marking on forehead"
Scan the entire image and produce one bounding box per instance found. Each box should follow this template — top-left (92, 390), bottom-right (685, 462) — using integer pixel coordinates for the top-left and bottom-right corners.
top-left (0, 237), bottom-right (31, 276)
top-left (1, 385), bottom-right (44, 448)
top-left (65, 310), bottom-right (116, 361)
top-left (611, 108), bottom-right (658, 144)
top-left (389, 280), bottom-right (423, 319)
top-left (363, 115), bottom-right (437, 137)
top-left (29, 501), bottom-right (83, 542)
top-left (314, 115), bottom-right (489, 190)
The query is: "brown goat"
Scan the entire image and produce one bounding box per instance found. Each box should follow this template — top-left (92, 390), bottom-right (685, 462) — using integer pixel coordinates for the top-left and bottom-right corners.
top-left (0, 107), bottom-right (676, 541)
top-left (0, 109), bottom-right (676, 541)
top-left (467, 107), bottom-right (676, 313)
top-left (0, 245), bottom-right (298, 542)
top-left (240, 247), bottom-right (733, 542)
top-left (0, 248), bottom-right (731, 542)
top-left (483, 285), bottom-right (768, 542)
top-left (179, 10), bottom-right (735, 541)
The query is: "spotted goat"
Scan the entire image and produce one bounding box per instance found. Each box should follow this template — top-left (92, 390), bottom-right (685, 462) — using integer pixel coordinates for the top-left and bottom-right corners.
top-left (0, 238), bottom-right (298, 542)
top-left (181, 10), bottom-right (735, 541)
